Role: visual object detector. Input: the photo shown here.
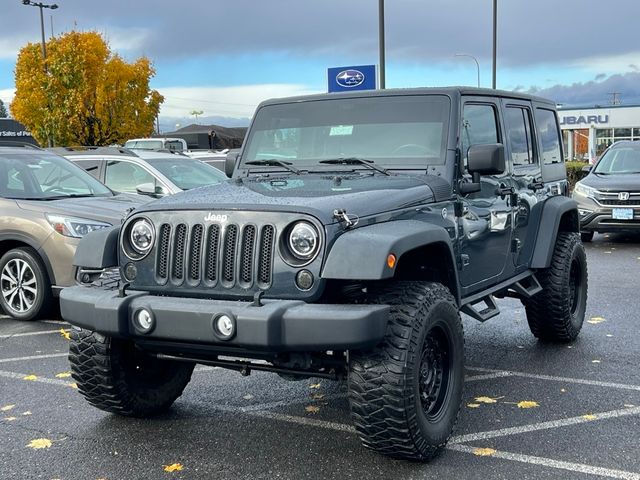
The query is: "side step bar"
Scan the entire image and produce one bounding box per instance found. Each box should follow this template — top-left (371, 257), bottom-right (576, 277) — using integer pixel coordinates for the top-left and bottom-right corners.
top-left (460, 271), bottom-right (541, 322)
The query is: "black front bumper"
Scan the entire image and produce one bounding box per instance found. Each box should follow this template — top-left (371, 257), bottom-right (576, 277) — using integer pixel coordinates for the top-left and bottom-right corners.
top-left (59, 286), bottom-right (390, 351)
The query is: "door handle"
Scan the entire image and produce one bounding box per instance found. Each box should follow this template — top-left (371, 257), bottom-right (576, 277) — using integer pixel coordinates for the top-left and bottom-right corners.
top-left (528, 178), bottom-right (545, 191)
top-left (496, 183), bottom-right (514, 197)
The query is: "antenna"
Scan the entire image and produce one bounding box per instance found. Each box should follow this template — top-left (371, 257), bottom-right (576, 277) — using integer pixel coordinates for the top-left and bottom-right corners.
top-left (608, 92), bottom-right (621, 106)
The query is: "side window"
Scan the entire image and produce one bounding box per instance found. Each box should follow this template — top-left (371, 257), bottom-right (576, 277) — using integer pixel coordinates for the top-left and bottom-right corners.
top-left (74, 159), bottom-right (101, 179)
top-left (105, 161), bottom-right (155, 193)
top-left (505, 107), bottom-right (536, 167)
top-left (461, 104), bottom-right (499, 170)
top-left (535, 108), bottom-right (562, 165)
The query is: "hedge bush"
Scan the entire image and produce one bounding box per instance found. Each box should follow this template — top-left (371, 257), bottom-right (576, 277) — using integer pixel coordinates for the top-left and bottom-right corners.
top-left (565, 161), bottom-right (590, 191)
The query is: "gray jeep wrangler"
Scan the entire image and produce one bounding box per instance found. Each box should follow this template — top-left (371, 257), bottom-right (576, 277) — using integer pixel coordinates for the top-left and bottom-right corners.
top-left (61, 87), bottom-right (588, 462)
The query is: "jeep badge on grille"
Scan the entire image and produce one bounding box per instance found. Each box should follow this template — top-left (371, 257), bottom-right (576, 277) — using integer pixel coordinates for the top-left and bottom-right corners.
top-left (204, 213), bottom-right (228, 223)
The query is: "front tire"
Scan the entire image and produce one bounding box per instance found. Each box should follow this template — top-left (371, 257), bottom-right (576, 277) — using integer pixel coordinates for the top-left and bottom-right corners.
top-left (524, 232), bottom-right (588, 342)
top-left (348, 282), bottom-right (464, 461)
top-left (0, 247), bottom-right (52, 321)
top-left (69, 328), bottom-right (195, 417)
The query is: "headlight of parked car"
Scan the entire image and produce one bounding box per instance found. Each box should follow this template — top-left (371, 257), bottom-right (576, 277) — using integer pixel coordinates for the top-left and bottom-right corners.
top-left (128, 218), bottom-right (155, 257)
top-left (46, 214), bottom-right (111, 238)
top-left (573, 182), bottom-right (597, 198)
top-left (289, 221), bottom-right (319, 259)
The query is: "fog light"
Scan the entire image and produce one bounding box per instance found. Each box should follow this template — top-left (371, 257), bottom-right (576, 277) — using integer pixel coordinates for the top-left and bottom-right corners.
top-left (295, 269), bottom-right (314, 290)
top-left (133, 308), bottom-right (155, 333)
top-left (578, 209), bottom-right (592, 217)
top-left (213, 314), bottom-right (235, 340)
top-left (123, 262), bottom-right (137, 281)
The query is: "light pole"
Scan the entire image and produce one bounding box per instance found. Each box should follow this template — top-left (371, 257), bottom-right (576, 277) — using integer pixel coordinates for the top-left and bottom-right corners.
top-left (378, 0), bottom-right (386, 89)
top-left (22, 1), bottom-right (59, 74)
top-left (492, 0), bottom-right (497, 89)
top-left (455, 54), bottom-right (480, 88)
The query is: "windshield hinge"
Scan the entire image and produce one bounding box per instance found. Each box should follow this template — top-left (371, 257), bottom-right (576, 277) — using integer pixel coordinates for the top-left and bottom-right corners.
top-left (333, 208), bottom-right (358, 228)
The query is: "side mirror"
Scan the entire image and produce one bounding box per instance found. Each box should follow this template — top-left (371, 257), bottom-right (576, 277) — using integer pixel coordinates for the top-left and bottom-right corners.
top-left (581, 165), bottom-right (592, 173)
top-left (459, 143), bottom-right (505, 195)
top-left (467, 143), bottom-right (506, 175)
top-left (225, 152), bottom-right (239, 177)
top-left (136, 183), bottom-right (165, 197)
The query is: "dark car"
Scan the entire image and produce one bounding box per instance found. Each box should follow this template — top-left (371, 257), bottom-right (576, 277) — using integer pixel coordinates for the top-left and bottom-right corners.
top-left (60, 87), bottom-right (587, 462)
top-left (573, 140), bottom-right (640, 241)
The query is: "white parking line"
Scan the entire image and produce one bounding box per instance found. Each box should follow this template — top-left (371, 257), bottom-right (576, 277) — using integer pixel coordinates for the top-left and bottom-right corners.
top-left (447, 444), bottom-right (640, 480)
top-left (0, 369), bottom-right (73, 386)
top-left (0, 330), bottom-right (64, 339)
top-left (42, 320), bottom-right (70, 326)
top-left (451, 405), bottom-right (640, 444)
top-left (465, 371), bottom-right (513, 382)
top-left (467, 366), bottom-right (640, 392)
top-left (250, 410), bottom-right (355, 433)
top-left (0, 353), bottom-right (68, 363)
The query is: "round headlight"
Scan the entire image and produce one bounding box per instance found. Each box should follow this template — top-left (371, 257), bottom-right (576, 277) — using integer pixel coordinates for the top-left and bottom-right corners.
top-left (288, 221), bottom-right (319, 259)
top-left (129, 219), bottom-right (155, 255)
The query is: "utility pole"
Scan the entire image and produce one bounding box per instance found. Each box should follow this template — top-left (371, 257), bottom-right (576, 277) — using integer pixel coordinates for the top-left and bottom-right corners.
top-left (378, 0), bottom-right (386, 89)
top-left (608, 92), bottom-right (621, 106)
top-left (492, 0), bottom-right (497, 89)
top-left (455, 54), bottom-right (480, 87)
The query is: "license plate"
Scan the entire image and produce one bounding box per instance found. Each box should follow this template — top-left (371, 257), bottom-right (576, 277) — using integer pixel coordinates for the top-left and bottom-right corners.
top-left (612, 208), bottom-right (634, 220)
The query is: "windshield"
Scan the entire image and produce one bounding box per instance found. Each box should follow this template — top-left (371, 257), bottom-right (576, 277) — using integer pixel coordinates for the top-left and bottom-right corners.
top-left (0, 151), bottom-right (112, 200)
top-left (595, 144), bottom-right (640, 174)
top-left (124, 140), bottom-right (163, 150)
top-left (242, 95), bottom-right (451, 169)
top-left (147, 158), bottom-right (227, 190)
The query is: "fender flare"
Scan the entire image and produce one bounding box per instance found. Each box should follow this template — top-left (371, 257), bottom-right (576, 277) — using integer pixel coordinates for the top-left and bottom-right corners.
top-left (530, 196), bottom-right (579, 269)
top-left (73, 226), bottom-right (120, 268)
top-left (321, 220), bottom-right (458, 293)
top-left (0, 231), bottom-right (57, 285)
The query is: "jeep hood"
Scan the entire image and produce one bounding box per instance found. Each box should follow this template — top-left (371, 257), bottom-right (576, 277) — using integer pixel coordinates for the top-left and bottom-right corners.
top-left (17, 193), bottom-right (149, 224)
top-left (137, 174), bottom-right (450, 224)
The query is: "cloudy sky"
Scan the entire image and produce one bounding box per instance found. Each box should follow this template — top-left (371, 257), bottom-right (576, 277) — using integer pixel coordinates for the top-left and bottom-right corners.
top-left (1, 0), bottom-right (639, 129)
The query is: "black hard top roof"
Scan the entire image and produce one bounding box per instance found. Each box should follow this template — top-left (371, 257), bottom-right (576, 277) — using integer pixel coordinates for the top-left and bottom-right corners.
top-left (258, 86), bottom-right (556, 108)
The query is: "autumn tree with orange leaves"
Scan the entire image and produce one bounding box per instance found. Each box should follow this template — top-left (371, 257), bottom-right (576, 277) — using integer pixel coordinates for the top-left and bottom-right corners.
top-left (11, 31), bottom-right (163, 146)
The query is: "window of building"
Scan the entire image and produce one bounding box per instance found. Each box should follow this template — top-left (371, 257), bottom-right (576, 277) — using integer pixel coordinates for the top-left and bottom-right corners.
top-left (534, 108), bottom-right (562, 164)
top-left (505, 106), bottom-right (536, 167)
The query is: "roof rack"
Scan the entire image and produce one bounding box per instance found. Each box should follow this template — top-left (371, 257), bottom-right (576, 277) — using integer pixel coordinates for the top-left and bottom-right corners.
top-left (0, 141), bottom-right (42, 149)
top-left (47, 146), bottom-right (139, 157)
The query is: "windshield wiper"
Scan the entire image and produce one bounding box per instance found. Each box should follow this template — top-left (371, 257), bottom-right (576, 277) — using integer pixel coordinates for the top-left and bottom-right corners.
top-left (41, 193), bottom-right (97, 200)
top-left (319, 157), bottom-right (390, 176)
top-left (244, 159), bottom-right (301, 174)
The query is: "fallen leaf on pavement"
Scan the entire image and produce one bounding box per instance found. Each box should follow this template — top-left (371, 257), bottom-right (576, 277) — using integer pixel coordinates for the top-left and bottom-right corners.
top-left (0, 405), bottom-right (15, 412)
top-left (305, 405), bottom-right (320, 414)
top-left (582, 414), bottom-right (597, 421)
top-left (163, 463), bottom-right (184, 472)
top-left (59, 329), bottom-right (71, 340)
top-left (242, 394), bottom-right (254, 400)
top-left (591, 360), bottom-right (601, 364)
top-left (3, 417), bottom-right (17, 421)
top-left (22, 411), bottom-right (32, 416)
top-left (23, 375), bottom-right (37, 381)
top-left (474, 396), bottom-right (500, 404)
top-left (473, 448), bottom-right (497, 456)
top-left (587, 316), bottom-right (606, 324)
top-left (27, 438), bottom-right (52, 449)
top-left (309, 383), bottom-right (321, 389)
top-left (311, 393), bottom-right (325, 400)
top-left (68, 383), bottom-right (78, 389)
top-left (467, 403), bottom-right (481, 408)
top-left (516, 401), bottom-right (539, 409)
top-left (55, 372), bottom-right (72, 378)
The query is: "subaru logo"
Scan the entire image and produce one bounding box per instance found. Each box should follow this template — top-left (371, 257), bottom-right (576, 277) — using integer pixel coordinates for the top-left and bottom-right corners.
top-left (618, 192), bottom-right (630, 201)
top-left (336, 69), bottom-right (365, 88)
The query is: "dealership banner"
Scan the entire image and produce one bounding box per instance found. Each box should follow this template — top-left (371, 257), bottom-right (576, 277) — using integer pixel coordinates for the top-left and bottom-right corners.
top-left (327, 65), bottom-right (377, 93)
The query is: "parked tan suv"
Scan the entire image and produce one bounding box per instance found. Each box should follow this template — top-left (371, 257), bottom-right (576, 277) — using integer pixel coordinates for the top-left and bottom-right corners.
top-left (0, 144), bottom-right (148, 320)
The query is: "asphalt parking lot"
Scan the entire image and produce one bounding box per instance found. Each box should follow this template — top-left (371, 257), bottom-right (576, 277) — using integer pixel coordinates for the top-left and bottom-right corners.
top-left (1, 233), bottom-right (639, 480)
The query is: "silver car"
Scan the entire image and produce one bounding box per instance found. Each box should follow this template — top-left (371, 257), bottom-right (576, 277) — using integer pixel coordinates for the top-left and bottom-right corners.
top-left (0, 144), bottom-right (148, 320)
top-left (54, 147), bottom-right (228, 198)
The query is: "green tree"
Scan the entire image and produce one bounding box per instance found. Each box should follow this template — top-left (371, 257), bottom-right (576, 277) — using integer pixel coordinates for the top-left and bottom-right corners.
top-left (11, 31), bottom-right (163, 146)
top-left (0, 99), bottom-right (7, 118)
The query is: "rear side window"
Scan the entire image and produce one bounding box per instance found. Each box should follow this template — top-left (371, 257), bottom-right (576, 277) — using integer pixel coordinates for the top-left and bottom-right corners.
top-left (105, 161), bottom-right (155, 193)
top-left (505, 107), bottom-right (536, 167)
top-left (461, 104), bottom-right (499, 169)
top-left (535, 109), bottom-right (562, 165)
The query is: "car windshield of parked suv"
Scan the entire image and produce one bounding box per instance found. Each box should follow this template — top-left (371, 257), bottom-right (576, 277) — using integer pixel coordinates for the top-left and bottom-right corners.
top-left (0, 151), bottom-right (113, 200)
top-left (594, 144), bottom-right (640, 174)
top-left (146, 158), bottom-right (227, 190)
top-left (242, 95), bottom-right (451, 169)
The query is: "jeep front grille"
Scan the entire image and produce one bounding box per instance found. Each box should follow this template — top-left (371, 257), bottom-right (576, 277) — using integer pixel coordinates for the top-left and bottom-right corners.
top-left (156, 222), bottom-right (275, 289)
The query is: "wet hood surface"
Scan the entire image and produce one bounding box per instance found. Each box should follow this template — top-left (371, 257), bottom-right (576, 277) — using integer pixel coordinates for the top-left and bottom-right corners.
top-left (17, 193), bottom-right (149, 224)
top-left (138, 173), bottom-right (447, 224)
top-left (582, 173), bottom-right (640, 192)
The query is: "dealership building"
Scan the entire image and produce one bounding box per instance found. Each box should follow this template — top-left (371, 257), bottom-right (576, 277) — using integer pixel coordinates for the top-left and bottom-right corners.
top-left (558, 104), bottom-right (640, 162)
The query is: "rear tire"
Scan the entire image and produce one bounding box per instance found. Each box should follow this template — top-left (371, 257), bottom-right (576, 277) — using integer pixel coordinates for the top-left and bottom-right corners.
top-left (524, 232), bottom-right (588, 342)
top-left (0, 247), bottom-right (52, 321)
top-left (348, 282), bottom-right (464, 461)
top-left (69, 328), bottom-right (195, 417)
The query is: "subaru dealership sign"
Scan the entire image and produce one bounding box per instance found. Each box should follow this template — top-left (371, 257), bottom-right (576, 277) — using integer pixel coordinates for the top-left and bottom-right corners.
top-left (328, 65), bottom-right (377, 93)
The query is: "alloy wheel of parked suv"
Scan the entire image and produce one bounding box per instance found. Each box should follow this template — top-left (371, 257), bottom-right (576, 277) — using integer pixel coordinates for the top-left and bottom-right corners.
top-left (0, 247), bottom-right (52, 321)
